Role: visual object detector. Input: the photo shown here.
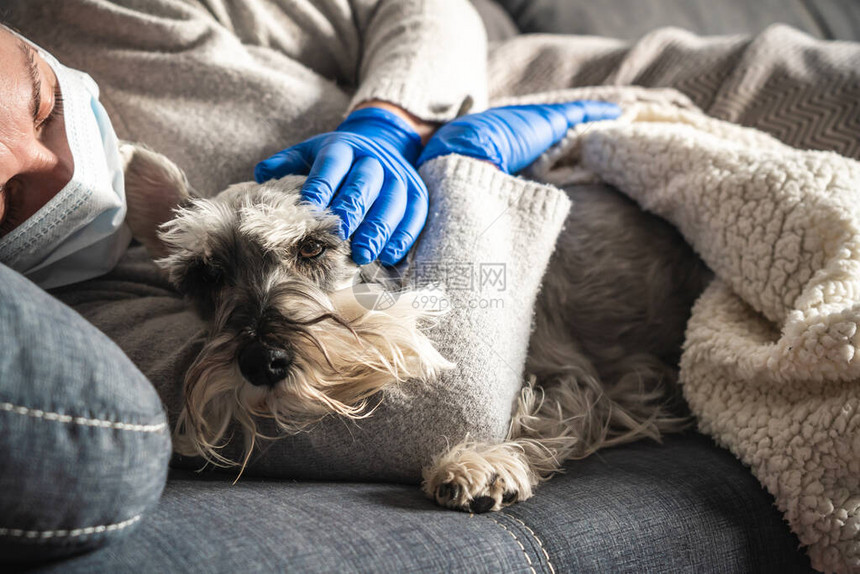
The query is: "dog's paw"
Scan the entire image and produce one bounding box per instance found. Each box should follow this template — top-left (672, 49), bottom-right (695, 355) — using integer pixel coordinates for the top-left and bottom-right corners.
top-left (421, 441), bottom-right (536, 513)
top-left (429, 471), bottom-right (520, 513)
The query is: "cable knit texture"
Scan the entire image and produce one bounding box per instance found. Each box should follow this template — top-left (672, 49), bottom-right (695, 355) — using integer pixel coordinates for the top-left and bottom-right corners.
top-left (522, 87), bottom-right (860, 573)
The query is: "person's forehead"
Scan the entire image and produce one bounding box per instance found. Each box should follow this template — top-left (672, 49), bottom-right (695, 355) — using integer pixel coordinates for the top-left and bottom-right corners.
top-left (0, 27), bottom-right (36, 177)
top-left (0, 27), bottom-right (33, 105)
top-left (0, 24), bottom-right (24, 59)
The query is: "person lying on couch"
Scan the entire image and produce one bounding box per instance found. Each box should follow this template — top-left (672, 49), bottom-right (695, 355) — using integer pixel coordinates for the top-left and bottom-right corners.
top-left (0, 3), bottom-right (618, 564)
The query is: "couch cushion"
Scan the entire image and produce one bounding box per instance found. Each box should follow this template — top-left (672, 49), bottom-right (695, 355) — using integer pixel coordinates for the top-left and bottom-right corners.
top-left (0, 264), bottom-right (171, 565)
top-left (494, 0), bottom-right (860, 41)
top-left (28, 433), bottom-right (811, 573)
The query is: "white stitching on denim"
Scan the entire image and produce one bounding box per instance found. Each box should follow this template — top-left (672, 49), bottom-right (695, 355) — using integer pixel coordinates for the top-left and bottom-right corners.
top-left (487, 516), bottom-right (536, 574)
top-left (0, 515), bottom-right (141, 539)
top-left (507, 515), bottom-right (556, 574)
top-left (0, 402), bottom-right (167, 433)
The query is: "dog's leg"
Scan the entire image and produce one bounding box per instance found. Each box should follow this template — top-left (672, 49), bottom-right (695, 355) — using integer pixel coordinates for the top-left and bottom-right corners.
top-left (422, 375), bottom-right (590, 513)
top-left (421, 367), bottom-right (681, 514)
top-left (423, 311), bottom-right (691, 514)
top-left (424, 184), bottom-right (711, 513)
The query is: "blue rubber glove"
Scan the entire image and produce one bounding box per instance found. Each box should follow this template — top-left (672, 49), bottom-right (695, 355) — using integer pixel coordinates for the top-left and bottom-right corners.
top-left (417, 101), bottom-right (621, 174)
top-left (255, 107), bottom-right (427, 266)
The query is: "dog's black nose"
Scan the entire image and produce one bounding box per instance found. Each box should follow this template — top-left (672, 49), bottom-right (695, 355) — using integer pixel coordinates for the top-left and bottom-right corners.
top-left (238, 342), bottom-right (292, 387)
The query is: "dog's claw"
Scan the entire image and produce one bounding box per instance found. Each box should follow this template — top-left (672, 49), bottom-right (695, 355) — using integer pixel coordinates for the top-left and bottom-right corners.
top-left (435, 482), bottom-right (460, 505)
top-left (470, 496), bottom-right (495, 514)
top-left (423, 443), bottom-right (534, 513)
top-left (429, 479), bottom-right (520, 514)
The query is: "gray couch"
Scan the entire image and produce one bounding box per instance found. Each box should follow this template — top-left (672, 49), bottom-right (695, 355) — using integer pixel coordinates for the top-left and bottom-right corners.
top-left (19, 1), bottom-right (860, 571)
top-left (27, 434), bottom-right (809, 573)
top-left (0, 243), bottom-right (808, 573)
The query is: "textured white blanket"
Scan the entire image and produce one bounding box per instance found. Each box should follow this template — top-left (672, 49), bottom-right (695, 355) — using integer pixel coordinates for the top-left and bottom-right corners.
top-left (527, 87), bottom-right (860, 573)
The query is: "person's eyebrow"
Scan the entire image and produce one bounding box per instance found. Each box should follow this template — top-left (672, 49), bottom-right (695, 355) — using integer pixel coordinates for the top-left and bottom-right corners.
top-left (16, 39), bottom-right (41, 125)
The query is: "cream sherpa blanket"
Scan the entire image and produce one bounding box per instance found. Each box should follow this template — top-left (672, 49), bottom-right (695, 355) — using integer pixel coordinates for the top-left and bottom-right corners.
top-left (515, 84), bottom-right (860, 573)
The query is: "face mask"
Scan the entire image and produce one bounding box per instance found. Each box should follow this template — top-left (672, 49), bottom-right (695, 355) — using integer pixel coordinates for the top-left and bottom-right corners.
top-left (0, 40), bottom-right (130, 289)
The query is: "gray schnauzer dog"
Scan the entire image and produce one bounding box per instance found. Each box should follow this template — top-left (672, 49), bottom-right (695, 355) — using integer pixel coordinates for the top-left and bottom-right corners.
top-left (122, 143), bottom-right (710, 512)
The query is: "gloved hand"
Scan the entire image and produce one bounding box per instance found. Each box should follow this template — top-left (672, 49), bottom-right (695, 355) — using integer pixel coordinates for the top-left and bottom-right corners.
top-left (255, 107), bottom-right (427, 266)
top-left (417, 101), bottom-right (621, 174)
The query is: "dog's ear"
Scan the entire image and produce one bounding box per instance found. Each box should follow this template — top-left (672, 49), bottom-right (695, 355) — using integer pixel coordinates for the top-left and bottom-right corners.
top-left (120, 142), bottom-right (196, 259)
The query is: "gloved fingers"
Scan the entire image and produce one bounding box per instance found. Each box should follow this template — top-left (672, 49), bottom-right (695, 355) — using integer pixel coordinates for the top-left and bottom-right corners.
top-left (416, 121), bottom-right (505, 171)
top-left (493, 106), bottom-right (569, 174)
top-left (543, 102), bottom-right (585, 128)
top-left (302, 141), bottom-right (355, 207)
top-left (377, 182), bottom-right (428, 266)
top-left (500, 102), bottom-right (622, 173)
top-left (569, 100), bottom-right (622, 124)
top-left (328, 156), bottom-right (384, 240)
top-left (254, 143), bottom-right (312, 183)
top-left (529, 105), bottom-right (572, 142)
top-left (492, 104), bottom-right (568, 137)
top-left (416, 101), bottom-right (624, 177)
top-left (350, 176), bottom-right (408, 265)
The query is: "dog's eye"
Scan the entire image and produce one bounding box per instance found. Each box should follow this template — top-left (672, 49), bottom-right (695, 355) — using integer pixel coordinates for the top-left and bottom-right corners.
top-left (298, 239), bottom-right (326, 260)
top-left (204, 265), bottom-right (224, 283)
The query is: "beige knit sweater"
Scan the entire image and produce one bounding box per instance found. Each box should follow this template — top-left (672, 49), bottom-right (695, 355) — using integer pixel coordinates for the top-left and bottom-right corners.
top-left (5, 0), bottom-right (489, 198)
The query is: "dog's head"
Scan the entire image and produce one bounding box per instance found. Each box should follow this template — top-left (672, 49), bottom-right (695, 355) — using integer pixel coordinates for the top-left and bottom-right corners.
top-left (126, 149), bottom-right (451, 466)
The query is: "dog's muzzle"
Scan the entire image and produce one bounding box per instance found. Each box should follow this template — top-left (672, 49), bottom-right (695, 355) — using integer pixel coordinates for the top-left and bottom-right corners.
top-left (238, 341), bottom-right (293, 387)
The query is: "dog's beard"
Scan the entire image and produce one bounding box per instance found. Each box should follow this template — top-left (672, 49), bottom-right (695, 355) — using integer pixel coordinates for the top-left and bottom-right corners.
top-left (173, 280), bottom-right (452, 467)
top-left (152, 177), bottom-right (454, 467)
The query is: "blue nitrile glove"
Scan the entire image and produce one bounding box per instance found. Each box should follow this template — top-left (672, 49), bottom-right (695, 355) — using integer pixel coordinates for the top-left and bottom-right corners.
top-left (255, 107), bottom-right (427, 266)
top-left (417, 101), bottom-right (621, 174)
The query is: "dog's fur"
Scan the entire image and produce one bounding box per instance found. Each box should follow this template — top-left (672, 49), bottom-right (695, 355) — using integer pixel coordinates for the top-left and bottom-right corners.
top-left (123, 143), bottom-right (711, 513)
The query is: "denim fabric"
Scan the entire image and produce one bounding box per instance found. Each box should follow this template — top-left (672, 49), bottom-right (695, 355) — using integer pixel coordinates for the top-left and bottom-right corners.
top-left (27, 434), bottom-right (811, 573)
top-left (0, 264), bottom-right (171, 564)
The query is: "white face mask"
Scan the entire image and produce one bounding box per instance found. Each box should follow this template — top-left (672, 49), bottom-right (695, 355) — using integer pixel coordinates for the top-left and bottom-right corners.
top-left (0, 41), bottom-right (130, 289)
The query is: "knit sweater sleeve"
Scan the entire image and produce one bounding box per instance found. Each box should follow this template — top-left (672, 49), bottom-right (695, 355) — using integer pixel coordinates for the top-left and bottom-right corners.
top-left (348, 0), bottom-right (489, 121)
top-left (190, 0), bottom-right (489, 121)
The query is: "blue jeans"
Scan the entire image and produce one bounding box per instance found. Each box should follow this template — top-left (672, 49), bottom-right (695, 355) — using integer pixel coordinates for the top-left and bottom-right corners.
top-left (0, 264), bottom-right (171, 564)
